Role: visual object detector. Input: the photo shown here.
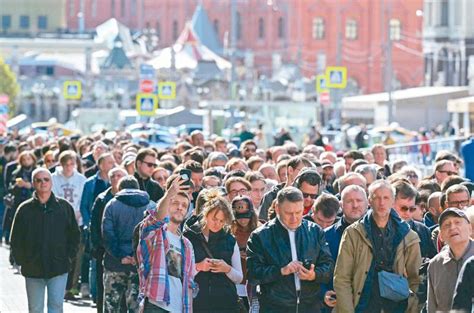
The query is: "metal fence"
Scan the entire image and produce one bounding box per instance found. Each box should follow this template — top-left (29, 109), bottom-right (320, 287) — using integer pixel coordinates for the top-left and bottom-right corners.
top-left (383, 136), bottom-right (467, 177)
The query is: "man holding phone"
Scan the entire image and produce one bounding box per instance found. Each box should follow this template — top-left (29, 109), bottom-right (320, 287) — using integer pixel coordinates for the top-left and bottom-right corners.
top-left (247, 187), bottom-right (334, 312)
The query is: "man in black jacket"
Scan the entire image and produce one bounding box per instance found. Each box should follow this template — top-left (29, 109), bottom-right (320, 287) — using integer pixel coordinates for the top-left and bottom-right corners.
top-left (247, 187), bottom-right (334, 313)
top-left (10, 168), bottom-right (80, 313)
top-left (133, 148), bottom-right (164, 202)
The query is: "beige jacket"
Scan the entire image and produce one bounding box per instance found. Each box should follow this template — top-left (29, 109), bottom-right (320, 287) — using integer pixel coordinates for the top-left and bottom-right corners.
top-left (334, 218), bottom-right (422, 313)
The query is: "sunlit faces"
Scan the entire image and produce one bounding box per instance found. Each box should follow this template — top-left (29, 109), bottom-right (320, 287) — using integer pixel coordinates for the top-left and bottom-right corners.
top-left (276, 200), bottom-right (304, 231)
top-left (137, 155), bottom-right (157, 178)
top-left (206, 209), bottom-right (226, 233)
top-left (394, 196), bottom-right (416, 221)
top-left (341, 189), bottom-right (368, 223)
top-left (440, 216), bottom-right (472, 246)
top-left (168, 194), bottom-right (190, 224)
top-left (369, 187), bottom-right (394, 220)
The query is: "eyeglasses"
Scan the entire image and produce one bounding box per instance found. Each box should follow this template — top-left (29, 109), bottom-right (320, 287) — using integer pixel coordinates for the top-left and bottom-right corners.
top-left (229, 188), bottom-right (249, 196)
top-left (447, 200), bottom-right (470, 208)
top-left (302, 192), bottom-right (318, 199)
top-left (438, 170), bottom-right (457, 176)
top-left (399, 206), bottom-right (417, 212)
top-left (141, 160), bottom-right (157, 168)
top-left (34, 177), bottom-right (51, 184)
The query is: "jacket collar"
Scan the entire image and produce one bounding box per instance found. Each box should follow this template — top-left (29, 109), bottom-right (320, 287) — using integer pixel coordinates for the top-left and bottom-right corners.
top-left (32, 191), bottom-right (60, 210)
top-left (442, 240), bottom-right (474, 265)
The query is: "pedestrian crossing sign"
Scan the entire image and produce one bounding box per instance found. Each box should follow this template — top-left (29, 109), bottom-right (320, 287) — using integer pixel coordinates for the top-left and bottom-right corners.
top-left (316, 74), bottom-right (329, 94)
top-left (136, 93), bottom-right (158, 116)
top-left (325, 66), bottom-right (347, 89)
top-left (158, 82), bottom-right (176, 100)
top-left (63, 81), bottom-right (82, 100)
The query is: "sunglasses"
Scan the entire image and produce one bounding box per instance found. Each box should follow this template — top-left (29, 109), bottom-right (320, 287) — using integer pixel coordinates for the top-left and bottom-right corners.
top-left (34, 177), bottom-right (51, 183)
top-left (302, 192), bottom-right (318, 199)
top-left (447, 200), bottom-right (470, 208)
top-left (400, 206), bottom-right (417, 212)
top-left (141, 161), bottom-right (157, 168)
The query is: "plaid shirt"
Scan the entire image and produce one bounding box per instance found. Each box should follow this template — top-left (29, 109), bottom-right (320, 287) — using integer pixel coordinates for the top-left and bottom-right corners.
top-left (136, 209), bottom-right (196, 313)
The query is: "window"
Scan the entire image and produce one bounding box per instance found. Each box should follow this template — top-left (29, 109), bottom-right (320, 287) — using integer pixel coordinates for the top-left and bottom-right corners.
top-left (213, 19), bottom-right (219, 35)
top-left (389, 19), bottom-right (401, 41)
top-left (1, 15), bottom-right (11, 30)
top-left (312, 17), bottom-right (325, 39)
top-left (345, 19), bottom-right (358, 40)
top-left (36, 66), bottom-right (54, 76)
top-left (440, 0), bottom-right (448, 26)
top-left (120, 0), bottom-right (126, 17)
top-left (172, 20), bottom-right (178, 40)
top-left (425, 2), bottom-right (432, 27)
top-left (278, 17), bottom-right (285, 38)
top-left (38, 16), bottom-right (48, 29)
top-left (111, 0), bottom-right (115, 17)
top-left (91, 0), bottom-right (97, 17)
top-left (19, 15), bottom-right (30, 29)
top-left (258, 17), bottom-right (265, 39)
top-left (236, 12), bottom-right (241, 40)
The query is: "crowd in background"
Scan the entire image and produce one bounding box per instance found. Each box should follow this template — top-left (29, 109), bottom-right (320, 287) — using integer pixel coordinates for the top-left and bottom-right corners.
top-left (1, 127), bottom-right (474, 313)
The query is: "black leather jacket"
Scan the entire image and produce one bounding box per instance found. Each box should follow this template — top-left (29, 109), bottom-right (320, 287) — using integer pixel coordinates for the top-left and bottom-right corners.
top-left (247, 218), bottom-right (334, 310)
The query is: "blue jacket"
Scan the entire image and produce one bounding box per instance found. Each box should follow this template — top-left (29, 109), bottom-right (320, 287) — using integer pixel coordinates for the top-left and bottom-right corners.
top-left (408, 219), bottom-right (437, 259)
top-left (102, 189), bottom-right (154, 272)
top-left (461, 138), bottom-right (474, 181)
top-left (320, 217), bottom-right (351, 311)
top-left (423, 212), bottom-right (437, 229)
top-left (80, 173), bottom-right (110, 227)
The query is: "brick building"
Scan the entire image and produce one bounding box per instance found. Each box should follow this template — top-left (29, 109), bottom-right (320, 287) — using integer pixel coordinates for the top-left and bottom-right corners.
top-left (65, 0), bottom-right (424, 94)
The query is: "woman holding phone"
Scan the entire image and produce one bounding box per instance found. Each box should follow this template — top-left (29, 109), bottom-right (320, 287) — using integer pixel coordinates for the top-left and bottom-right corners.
top-left (183, 189), bottom-right (243, 313)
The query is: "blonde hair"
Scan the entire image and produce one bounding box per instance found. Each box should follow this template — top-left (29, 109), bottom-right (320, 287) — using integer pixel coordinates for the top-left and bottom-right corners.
top-left (200, 188), bottom-right (234, 231)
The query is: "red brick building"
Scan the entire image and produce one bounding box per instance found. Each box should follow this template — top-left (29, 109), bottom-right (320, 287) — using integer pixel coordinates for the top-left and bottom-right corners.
top-left (66, 0), bottom-right (424, 94)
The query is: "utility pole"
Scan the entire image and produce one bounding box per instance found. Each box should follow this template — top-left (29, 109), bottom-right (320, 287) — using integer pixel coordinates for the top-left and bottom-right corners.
top-left (229, 0), bottom-right (237, 100)
top-left (333, 7), bottom-right (343, 126)
top-left (385, 1), bottom-right (394, 124)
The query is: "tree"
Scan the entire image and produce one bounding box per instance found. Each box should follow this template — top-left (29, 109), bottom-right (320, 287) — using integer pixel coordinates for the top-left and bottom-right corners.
top-left (0, 57), bottom-right (20, 116)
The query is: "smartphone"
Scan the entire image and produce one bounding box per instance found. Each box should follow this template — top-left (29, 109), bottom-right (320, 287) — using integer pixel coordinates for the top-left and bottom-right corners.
top-left (303, 259), bottom-right (312, 270)
top-left (329, 294), bottom-right (337, 301)
top-left (179, 169), bottom-right (192, 186)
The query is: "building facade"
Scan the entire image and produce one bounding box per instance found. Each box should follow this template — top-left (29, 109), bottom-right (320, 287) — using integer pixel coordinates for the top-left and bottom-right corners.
top-left (423, 0), bottom-right (474, 87)
top-left (0, 0), bottom-right (67, 36)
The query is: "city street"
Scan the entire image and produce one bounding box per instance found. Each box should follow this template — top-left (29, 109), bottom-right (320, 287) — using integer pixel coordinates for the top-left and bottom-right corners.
top-left (0, 244), bottom-right (93, 312)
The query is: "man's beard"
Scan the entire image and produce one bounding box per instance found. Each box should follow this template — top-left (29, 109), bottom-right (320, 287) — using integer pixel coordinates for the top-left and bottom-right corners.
top-left (170, 215), bottom-right (185, 225)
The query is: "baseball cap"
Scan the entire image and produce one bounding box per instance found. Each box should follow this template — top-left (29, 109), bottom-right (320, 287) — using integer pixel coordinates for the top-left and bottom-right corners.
top-left (438, 208), bottom-right (470, 227)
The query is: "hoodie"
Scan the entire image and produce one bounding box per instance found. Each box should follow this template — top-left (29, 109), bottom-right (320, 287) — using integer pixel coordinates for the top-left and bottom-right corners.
top-left (102, 189), bottom-right (155, 272)
top-left (51, 167), bottom-right (87, 226)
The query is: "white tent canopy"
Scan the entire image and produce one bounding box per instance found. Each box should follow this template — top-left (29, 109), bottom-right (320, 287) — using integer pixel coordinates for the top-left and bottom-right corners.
top-left (148, 22), bottom-right (231, 70)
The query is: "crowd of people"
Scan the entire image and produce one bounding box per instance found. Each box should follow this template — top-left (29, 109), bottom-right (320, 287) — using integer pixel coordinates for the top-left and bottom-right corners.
top-left (0, 129), bottom-right (474, 313)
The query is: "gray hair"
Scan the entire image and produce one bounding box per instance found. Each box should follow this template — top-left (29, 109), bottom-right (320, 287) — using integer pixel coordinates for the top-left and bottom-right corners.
top-left (208, 152), bottom-right (228, 164)
top-left (277, 186), bottom-right (304, 205)
top-left (118, 175), bottom-right (139, 190)
top-left (368, 179), bottom-right (395, 200)
top-left (341, 185), bottom-right (367, 202)
top-left (355, 164), bottom-right (377, 180)
top-left (108, 167), bottom-right (128, 180)
top-left (32, 167), bottom-right (52, 181)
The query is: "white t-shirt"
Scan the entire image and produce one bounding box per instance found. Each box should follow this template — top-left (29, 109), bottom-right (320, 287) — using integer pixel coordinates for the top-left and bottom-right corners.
top-left (288, 229), bottom-right (300, 291)
top-left (152, 230), bottom-right (184, 313)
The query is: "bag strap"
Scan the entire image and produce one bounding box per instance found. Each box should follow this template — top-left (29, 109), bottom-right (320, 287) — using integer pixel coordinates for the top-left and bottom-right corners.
top-left (199, 234), bottom-right (215, 259)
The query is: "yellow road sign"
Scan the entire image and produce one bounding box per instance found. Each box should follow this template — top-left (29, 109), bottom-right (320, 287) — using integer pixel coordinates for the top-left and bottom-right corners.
top-left (158, 81), bottom-right (176, 100)
top-left (63, 81), bottom-right (82, 100)
top-left (136, 93), bottom-right (158, 116)
top-left (325, 66), bottom-right (347, 89)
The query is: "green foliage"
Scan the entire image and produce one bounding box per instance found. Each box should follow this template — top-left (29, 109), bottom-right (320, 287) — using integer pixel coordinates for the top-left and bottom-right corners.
top-left (0, 57), bottom-right (20, 116)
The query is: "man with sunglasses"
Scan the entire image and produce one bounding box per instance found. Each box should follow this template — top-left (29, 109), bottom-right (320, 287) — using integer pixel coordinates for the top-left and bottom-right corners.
top-left (134, 148), bottom-right (164, 202)
top-left (293, 169), bottom-right (322, 216)
top-left (10, 168), bottom-right (80, 313)
top-left (393, 180), bottom-right (437, 259)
